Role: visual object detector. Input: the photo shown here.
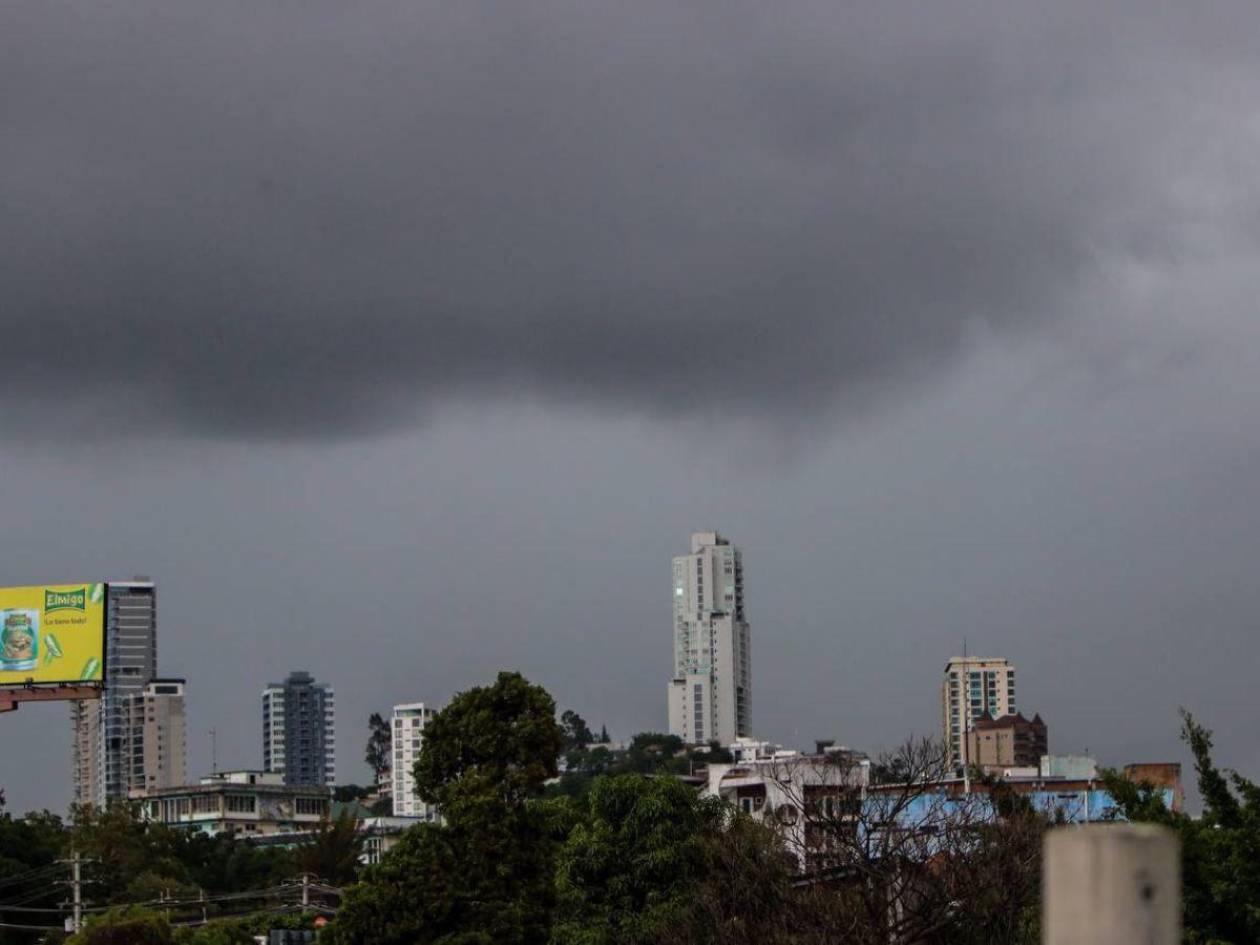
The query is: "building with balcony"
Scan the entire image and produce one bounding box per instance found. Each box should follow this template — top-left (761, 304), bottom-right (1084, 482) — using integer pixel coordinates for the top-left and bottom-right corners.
top-left (263, 671), bottom-right (336, 786)
top-left (703, 744), bottom-right (871, 870)
top-left (71, 580), bottom-right (162, 807)
top-left (941, 656), bottom-right (1016, 773)
top-left (391, 703), bottom-right (438, 820)
top-left (138, 770), bottom-right (331, 836)
top-left (122, 678), bottom-right (187, 797)
top-left (668, 531), bottom-right (751, 746)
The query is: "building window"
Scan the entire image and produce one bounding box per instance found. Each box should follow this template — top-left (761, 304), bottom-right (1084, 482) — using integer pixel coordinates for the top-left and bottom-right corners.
top-left (225, 794), bottom-right (256, 813)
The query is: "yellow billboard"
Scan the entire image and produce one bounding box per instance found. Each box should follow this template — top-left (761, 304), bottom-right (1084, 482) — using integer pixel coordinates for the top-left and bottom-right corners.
top-left (0, 583), bottom-right (105, 687)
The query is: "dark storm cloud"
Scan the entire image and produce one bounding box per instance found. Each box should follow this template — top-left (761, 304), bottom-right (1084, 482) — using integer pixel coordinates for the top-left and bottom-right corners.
top-left (2, 0), bottom-right (1257, 435)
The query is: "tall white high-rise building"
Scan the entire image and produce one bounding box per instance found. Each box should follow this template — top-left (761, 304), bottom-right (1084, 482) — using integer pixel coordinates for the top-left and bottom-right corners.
top-left (942, 656), bottom-right (1017, 772)
top-left (391, 703), bottom-right (439, 820)
top-left (668, 531), bottom-right (751, 745)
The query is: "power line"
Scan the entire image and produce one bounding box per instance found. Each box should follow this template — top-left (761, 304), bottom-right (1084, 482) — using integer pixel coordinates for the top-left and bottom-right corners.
top-left (0, 922), bottom-right (63, 932)
top-left (0, 863), bottom-right (66, 890)
top-left (0, 881), bottom-right (70, 908)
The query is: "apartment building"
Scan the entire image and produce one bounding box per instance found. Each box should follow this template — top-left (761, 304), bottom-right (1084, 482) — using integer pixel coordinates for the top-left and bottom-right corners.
top-left (71, 580), bottom-right (159, 806)
top-left (391, 703), bottom-right (438, 820)
top-left (941, 656), bottom-right (1016, 773)
top-left (668, 531), bottom-right (751, 746)
top-left (263, 671), bottom-right (336, 786)
top-left (123, 678), bottom-right (188, 796)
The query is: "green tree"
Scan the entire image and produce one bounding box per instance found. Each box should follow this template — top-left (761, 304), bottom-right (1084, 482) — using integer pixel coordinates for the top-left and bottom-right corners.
top-left (365, 712), bottom-right (393, 785)
top-left (414, 671), bottom-right (565, 812)
top-left (175, 832), bottom-right (292, 894)
top-left (703, 740), bottom-right (733, 764)
top-left (679, 814), bottom-right (841, 945)
top-left (173, 910), bottom-right (321, 945)
top-left (328, 671), bottom-right (568, 945)
top-left (68, 804), bottom-right (189, 905)
top-left (560, 711), bottom-right (594, 753)
top-left (293, 808), bottom-right (364, 886)
top-left (0, 808), bottom-right (66, 945)
top-left (552, 774), bottom-right (724, 945)
top-left (333, 784), bottom-right (371, 803)
top-left (67, 907), bottom-right (172, 945)
top-left (548, 747), bottom-right (617, 802)
top-left (618, 733), bottom-right (685, 774)
top-left (1103, 710), bottom-right (1260, 945)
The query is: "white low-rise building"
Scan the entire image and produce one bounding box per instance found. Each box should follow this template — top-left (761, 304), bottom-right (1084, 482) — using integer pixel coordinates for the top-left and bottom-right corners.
top-left (704, 745), bottom-right (870, 870)
top-left (138, 770), bottom-right (331, 836)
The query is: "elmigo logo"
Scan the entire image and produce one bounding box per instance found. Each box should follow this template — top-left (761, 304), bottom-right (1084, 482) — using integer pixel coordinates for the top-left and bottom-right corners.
top-left (45, 588), bottom-right (87, 613)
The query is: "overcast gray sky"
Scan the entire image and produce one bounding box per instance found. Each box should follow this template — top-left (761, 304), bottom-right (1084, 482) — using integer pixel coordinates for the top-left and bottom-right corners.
top-left (4, 0), bottom-right (1260, 812)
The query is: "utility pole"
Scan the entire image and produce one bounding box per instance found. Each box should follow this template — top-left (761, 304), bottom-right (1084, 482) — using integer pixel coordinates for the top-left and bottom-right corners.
top-left (302, 872), bottom-right (310, 908)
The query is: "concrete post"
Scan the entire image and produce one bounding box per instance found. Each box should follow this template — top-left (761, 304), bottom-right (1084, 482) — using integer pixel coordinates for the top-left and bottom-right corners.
top-left (1043, 824), bottom-right (1180, 945)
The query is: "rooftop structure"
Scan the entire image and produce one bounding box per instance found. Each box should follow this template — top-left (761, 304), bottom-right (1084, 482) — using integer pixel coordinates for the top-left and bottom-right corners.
top-left (966, 711), bottom-right (1048, 774)
top-left (138, 770), bottom-right (331, 837)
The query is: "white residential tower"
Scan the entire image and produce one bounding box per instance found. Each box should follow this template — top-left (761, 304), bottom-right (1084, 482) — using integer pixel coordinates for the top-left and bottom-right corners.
top-left (391, 703), bottom-right (439, 820)
top-left (668, 531), bottom-right (751, 745)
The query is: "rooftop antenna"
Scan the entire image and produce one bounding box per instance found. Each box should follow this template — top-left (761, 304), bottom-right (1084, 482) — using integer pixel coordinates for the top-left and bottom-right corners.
top-left (209, 728), bottom-right (218, 773)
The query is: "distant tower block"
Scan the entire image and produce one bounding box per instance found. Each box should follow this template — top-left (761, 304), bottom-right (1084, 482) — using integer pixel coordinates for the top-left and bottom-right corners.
top-left (668, 531), bottom-right (751, 745)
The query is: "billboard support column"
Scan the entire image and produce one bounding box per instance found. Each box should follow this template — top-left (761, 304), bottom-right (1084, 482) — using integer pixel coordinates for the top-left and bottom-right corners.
top-left (0, 685), bottom-right (102, 713)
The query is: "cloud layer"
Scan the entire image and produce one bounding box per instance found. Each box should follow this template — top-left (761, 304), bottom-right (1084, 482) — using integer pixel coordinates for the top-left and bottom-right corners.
top-left (4, 1), bottom-right (1259, 436)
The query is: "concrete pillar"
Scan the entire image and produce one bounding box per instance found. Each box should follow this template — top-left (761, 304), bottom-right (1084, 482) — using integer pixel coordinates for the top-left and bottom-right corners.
top-left (1043, 824), bottom-right (1180, 945)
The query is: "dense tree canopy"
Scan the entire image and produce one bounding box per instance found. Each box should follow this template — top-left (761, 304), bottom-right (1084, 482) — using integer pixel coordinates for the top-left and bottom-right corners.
top-left (414, 671), bottom-right (565, 812)
top-left (552, 774), bottom-right (724, 945)
top-left (329, 671), bottom-right (568, 945)
top-left (68, 907), bottom-right (174, 945)
top-left (0, 806), bottom-right (65, 945)
top-left (293, 808), bottom-right (364, 887)
top-left (549, 732), bottom-right (731, 802)
top-left (1104, 710), bottom-right (1260, 945)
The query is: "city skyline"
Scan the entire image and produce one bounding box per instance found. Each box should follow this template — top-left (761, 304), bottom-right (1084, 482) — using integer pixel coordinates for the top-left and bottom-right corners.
top-left (1, 518), bottom-right (1224, 814)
